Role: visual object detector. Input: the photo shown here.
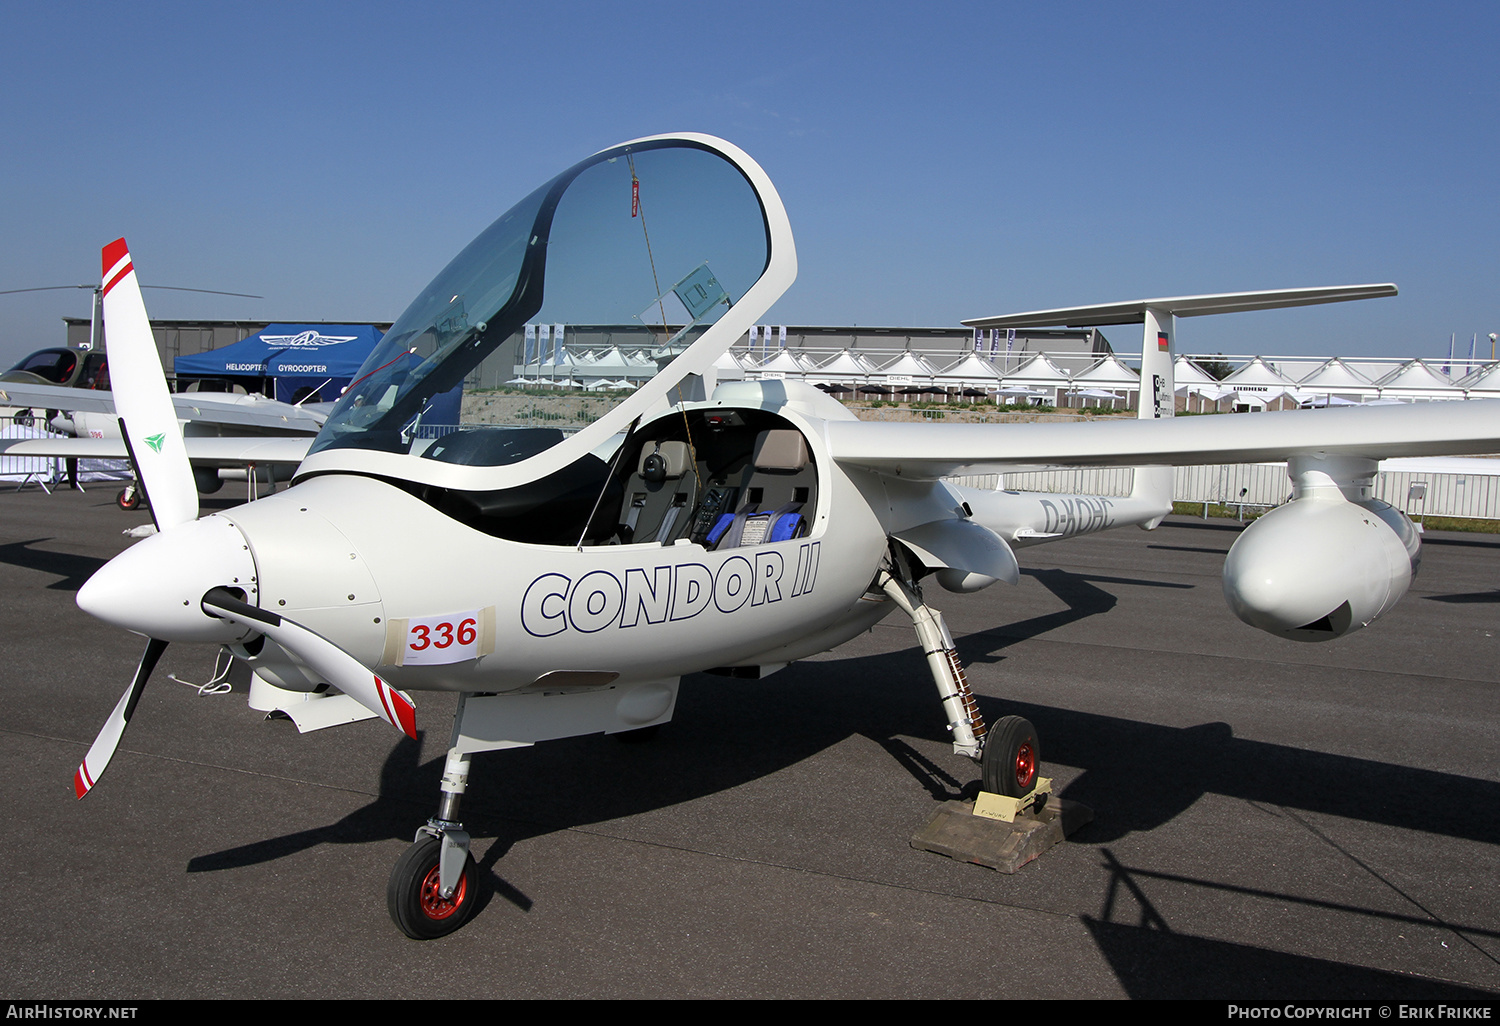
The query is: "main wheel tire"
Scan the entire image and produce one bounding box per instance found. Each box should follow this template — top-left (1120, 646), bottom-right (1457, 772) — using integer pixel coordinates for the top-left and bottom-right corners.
top-left (982, 715), bottom-right (1040, 798)
top-left (387, 835), bottom-right (477, 940)
top-left (116, 487), bottom-right (140, 511)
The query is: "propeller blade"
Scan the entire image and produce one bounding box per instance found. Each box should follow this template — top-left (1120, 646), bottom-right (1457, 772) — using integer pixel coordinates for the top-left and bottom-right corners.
top-left (200, 588), bottom-right (416, 739)
top-left (100, 239), bottom-right (199, 531)
top-left (75, 638), bottom-right (168, 798)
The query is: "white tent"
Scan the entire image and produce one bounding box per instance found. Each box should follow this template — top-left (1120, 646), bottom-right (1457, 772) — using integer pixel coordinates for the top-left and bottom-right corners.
top-left (873, 351), bottom-right (940, 387)
top-left (1069, 354), bottom-right (1139, 406)
top-left (997, 353), bottom-right (1069, 403)
top-left (806, 350), bottom-right (878, 384)
top-left (749, 349), bottom-right (813, 379)
top-left (1174, 356), bottom-right (1224, 388)
top-left (1371, 360), bottom-right (1462, 401)
top-left (935, 352), bottom-right (1005, 387)
top-left (1222, 356), bottom-right (1296, 390)
top-left (1451, 362), bottom-right (1500, 396)
top-left (1295, 357), bottom-right (1376, 401)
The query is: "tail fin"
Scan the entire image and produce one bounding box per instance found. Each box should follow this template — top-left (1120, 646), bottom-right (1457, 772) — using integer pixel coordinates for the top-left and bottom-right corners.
top-left (1130, 306), bottom-right (1176, 527)
top-left (101, 239), bottom-right (199, 530)
top-left (961, 285), bottom-right (1399, 530)
top-left (1137, 305), bottom-right (1175, 421)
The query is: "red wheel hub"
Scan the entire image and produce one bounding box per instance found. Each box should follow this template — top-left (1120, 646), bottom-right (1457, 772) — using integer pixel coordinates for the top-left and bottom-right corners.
top-left (1014, 742), bottom-right (1036, 790)
top-left (417, 864), bottom-right (467, 921)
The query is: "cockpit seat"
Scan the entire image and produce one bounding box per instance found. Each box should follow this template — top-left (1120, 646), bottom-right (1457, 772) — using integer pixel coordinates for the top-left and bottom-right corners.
top-left (620, 440), bottom-right (698, 544)
top-left (707, 429), bottom-right (813, 548)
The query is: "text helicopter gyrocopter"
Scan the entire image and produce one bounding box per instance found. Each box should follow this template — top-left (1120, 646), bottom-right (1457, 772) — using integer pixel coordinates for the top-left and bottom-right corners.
top-left (57, 133), bottom-right (1500, 938)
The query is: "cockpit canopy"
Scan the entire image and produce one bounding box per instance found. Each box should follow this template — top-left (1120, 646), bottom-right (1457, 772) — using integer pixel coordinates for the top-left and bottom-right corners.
top-left (305, 137), bottom-right (785, 485)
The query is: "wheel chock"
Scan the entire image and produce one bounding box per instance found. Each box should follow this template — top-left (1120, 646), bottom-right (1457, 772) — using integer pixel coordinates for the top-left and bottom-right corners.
top-left (974, 776), bottom-right (1054, 823)
top-left (910, 791), bottom-right (1093, 873)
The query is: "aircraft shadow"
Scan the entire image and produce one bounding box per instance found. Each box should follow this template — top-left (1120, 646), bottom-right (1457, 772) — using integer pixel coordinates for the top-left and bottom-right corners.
top-left (960, 566), bottom-right (1192, 664)
top-left (1423, 535), bottom-right (1500, 549)
top-left (1084, 917), bottom-right (1496, 999)
top-left (185, 567), bottom-right (1500, 893)
top-left (1424, 589), bottom-right (1500, 603)
top-left (186, 732), bottom-right (439, 874)
top-left (1146, 543), bottom-right (1231, 555)
top-left (1084, 849), bottom-right (1499, 999)
top-left (0, 538), bottom-right (109, 591)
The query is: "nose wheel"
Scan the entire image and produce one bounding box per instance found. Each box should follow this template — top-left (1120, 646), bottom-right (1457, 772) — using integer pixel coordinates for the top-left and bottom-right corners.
top-left (387, 833), bottom-right (477, 940)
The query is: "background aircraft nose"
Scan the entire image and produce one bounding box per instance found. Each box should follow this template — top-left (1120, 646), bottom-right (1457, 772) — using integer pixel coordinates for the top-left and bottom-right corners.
top-left (77, 516), bottom-right (260, 644)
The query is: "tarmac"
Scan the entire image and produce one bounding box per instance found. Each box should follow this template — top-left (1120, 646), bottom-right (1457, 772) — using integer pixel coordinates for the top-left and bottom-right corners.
top-left (1, 485), bottom-right (1497, 1000)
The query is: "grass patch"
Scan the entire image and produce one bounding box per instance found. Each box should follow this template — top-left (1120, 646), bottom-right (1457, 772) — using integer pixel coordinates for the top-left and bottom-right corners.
top-left (1172, 501), bottom-right (1269, 522)
top-left (1413, 515), bottom-right (1500, 534)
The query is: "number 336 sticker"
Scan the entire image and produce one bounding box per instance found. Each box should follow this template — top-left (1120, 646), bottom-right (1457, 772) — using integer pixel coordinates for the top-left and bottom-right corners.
top-left (385, 608), bottom-right (495, 666)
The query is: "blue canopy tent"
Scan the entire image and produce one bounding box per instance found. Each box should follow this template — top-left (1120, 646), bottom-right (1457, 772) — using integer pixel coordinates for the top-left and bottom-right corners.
top-left (174, 324), bottom-right (384, 403)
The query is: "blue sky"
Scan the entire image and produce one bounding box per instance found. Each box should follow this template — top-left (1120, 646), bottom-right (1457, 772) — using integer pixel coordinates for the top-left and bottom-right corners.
top-left (2, 1), bottom-right (1496, 366)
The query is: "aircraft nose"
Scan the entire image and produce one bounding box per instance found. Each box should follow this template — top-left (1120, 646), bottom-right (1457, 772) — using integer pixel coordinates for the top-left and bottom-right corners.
top-left (78, 516), bottom-right (260, 644)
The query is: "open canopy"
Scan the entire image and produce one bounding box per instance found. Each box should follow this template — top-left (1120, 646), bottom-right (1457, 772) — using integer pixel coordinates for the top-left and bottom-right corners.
top-left (299, 134), bottom-right (795, 492)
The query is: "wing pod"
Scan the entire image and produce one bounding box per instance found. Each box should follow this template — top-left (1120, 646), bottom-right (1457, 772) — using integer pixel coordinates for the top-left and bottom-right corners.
top-left (1223, 455), bottom-right (1420, 642)
top-left (890, 518), bottom-right (1020, 593)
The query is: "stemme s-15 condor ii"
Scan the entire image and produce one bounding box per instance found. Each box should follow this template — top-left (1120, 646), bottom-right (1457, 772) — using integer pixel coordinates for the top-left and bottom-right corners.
top-left (54, 134), bottom-right (1500, 938)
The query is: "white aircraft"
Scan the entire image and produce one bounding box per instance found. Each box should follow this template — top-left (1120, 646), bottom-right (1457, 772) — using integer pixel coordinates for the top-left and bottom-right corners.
top-left (0, 376), bottom-right (321, 506)
top-left (59, 134), bottom-right (1500, 940)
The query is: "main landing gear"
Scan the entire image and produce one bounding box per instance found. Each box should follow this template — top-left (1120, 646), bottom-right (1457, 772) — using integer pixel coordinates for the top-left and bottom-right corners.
top-left (878, 561), bottom-right (1047, 813)
top-left (982, 714), bottom-right (1043, 808)
top-left (883, 554), bottom-right (1091, 869)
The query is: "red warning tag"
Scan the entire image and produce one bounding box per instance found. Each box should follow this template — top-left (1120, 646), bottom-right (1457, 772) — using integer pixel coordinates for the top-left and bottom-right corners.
top-left (632, 177), bottom-right (639, 218)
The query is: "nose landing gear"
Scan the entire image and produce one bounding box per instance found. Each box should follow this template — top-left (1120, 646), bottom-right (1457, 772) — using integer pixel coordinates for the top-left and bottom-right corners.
top-left (389, 745), bottom-right (478, 940)
top-left (388, 832), bottom-right (477, 940)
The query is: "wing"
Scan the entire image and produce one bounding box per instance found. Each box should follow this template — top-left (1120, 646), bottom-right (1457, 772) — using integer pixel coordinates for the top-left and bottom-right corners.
top-left (0, 380), bottom-right (325, 433)
top-left (827, 400), bottom-right (1500, 480)
top-left (170, 393), bottom-right (326, 433)
top-left (0, 381), bottom-right (118, 415)
top-left (0, 434), bottom-right (312, 467)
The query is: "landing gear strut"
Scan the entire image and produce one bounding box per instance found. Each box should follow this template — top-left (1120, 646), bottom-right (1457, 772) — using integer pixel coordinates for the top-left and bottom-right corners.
top-left (878, 565), bottom-right (988, 760)
top-left (389, 744), bottom-right (477, 940)
top-left (879, 557), bottom-right (1044, 808)
top-left (386, 683), bottom-right (680, 937)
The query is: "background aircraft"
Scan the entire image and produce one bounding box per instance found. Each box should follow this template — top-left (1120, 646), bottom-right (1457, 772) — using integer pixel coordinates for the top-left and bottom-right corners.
top-left (39, 134), bottom-right (1500, 939)
top-left (0, 374), bottom-right (319, 506)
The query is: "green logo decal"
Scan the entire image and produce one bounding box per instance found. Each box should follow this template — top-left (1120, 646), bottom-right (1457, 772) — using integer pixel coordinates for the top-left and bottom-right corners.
top-left (144, 433), bottom-right (166, 453)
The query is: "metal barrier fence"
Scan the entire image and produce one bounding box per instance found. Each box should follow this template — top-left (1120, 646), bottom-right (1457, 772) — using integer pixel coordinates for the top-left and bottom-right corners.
top-left (0, 426), bottom-right (65, 489)
top-left (0, 426), bottom-right (134, 490)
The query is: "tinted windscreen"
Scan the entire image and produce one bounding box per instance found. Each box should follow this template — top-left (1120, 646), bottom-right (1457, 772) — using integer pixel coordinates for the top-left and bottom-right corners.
top-left (309, 142), bottom-right (769, 462)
